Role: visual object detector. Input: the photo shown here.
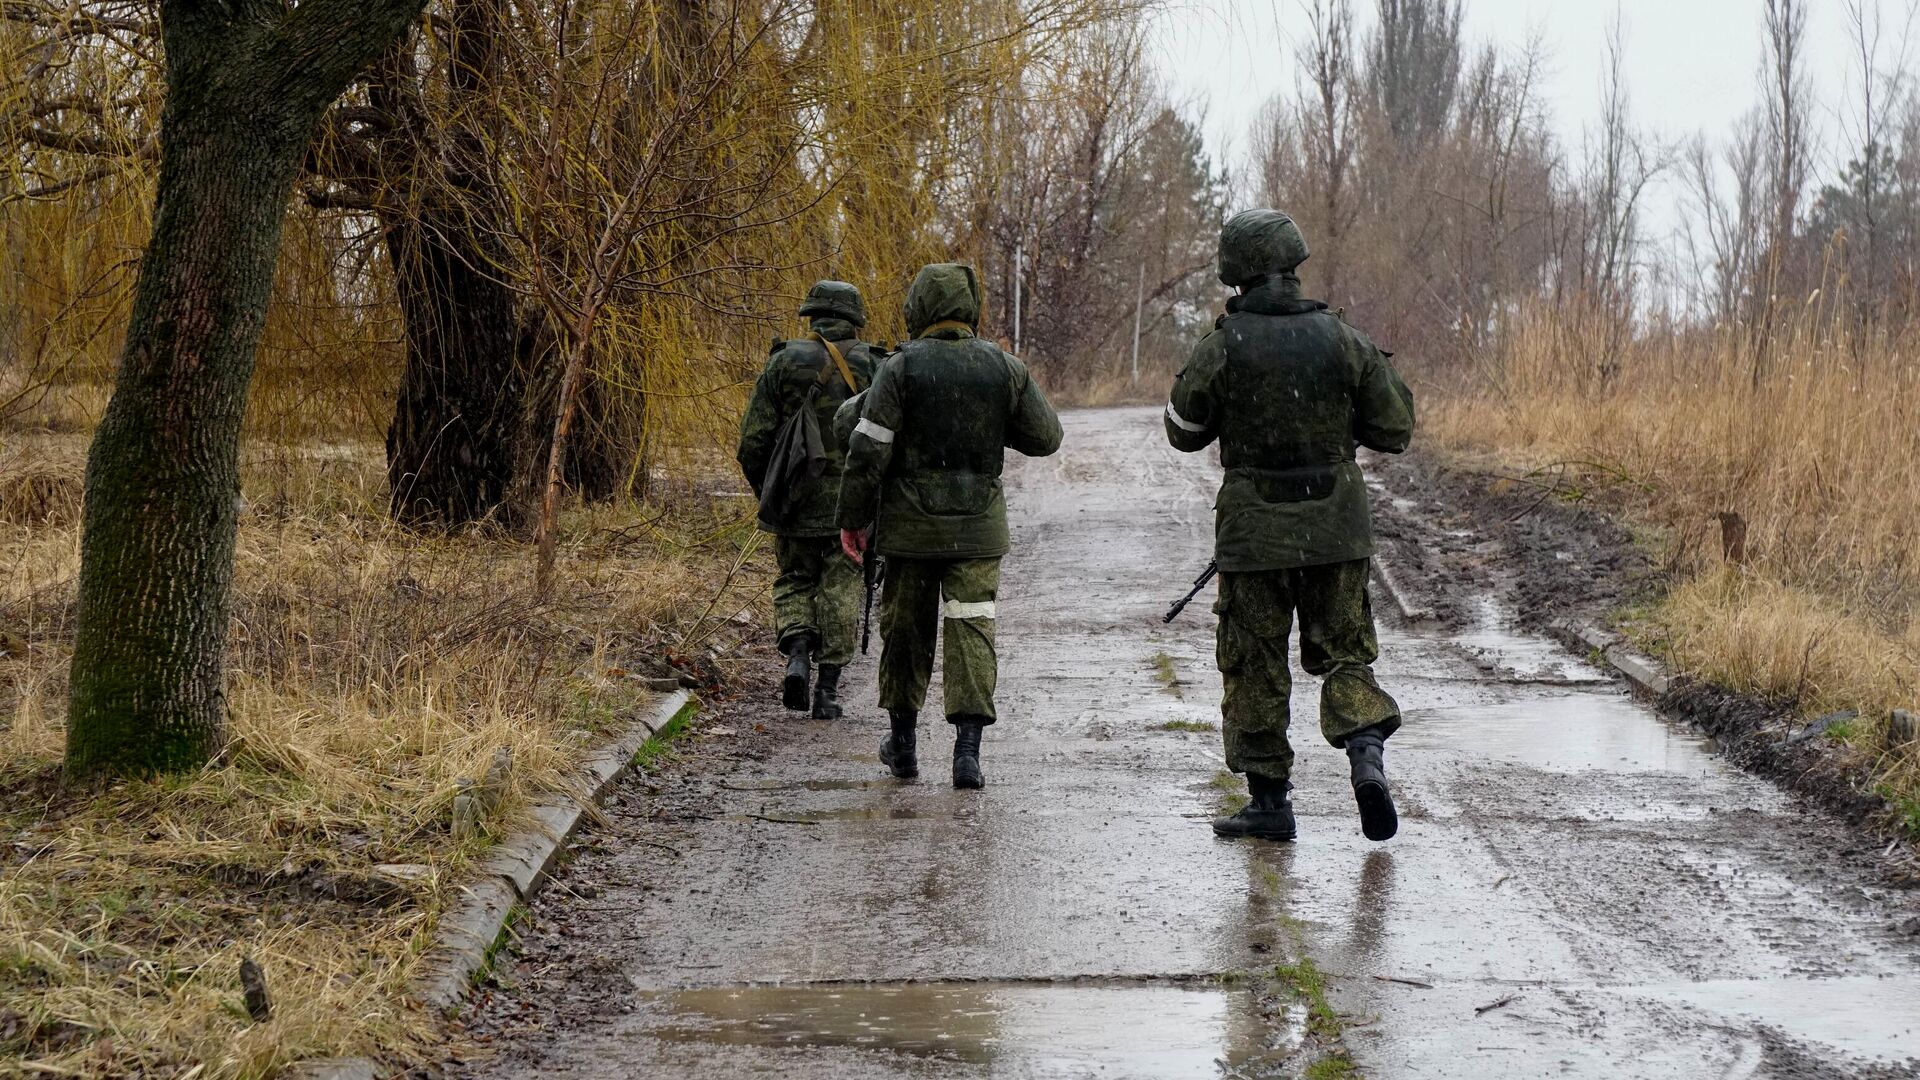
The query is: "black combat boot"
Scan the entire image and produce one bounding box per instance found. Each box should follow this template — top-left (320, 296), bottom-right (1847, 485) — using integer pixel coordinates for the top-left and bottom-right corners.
top-left (811, 664), bottom-right (844, 719)
top-left (1211, 774), bottom-right (1296, 840)
top-left (1345, 726), bottom-right (1398, 841)
top-left (879, 710), bottom-right (918, 779)
top-left (781, 635), bottom-right (814, 711)
top-left (951, 721), bottom-right (985, 790)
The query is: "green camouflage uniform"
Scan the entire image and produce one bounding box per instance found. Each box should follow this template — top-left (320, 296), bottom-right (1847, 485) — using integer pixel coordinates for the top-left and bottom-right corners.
top-left (837, 264), bottom-right (1062, 724)
top-left (1166, 210), bottom-right (1416, 782)
top-left (737, 281), bottom-right (884, 666)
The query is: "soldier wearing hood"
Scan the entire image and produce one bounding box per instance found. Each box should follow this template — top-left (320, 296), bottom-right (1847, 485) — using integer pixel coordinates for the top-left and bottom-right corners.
top-left (737, 280), bottom-right (885, 718)
top-left (1166, 210), bottom-right (1415, 843)
top-left (836, 263), bottom-right (1063, 789)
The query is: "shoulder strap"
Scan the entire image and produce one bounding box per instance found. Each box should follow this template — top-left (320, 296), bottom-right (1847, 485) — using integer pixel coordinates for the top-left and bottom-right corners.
top-left (815, 334), bottom-right (858, 394)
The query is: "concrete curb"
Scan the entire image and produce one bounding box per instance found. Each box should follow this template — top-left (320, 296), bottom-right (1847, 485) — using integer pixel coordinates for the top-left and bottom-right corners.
top-left (1370, 549), bottom-right (1670, 698)
top-left (285, 689), bottom-right (697, 1080)
top-left (1565, 622), bottom-right (1672, 697)
top-left (1371, 549), bottom-right (1437, 624)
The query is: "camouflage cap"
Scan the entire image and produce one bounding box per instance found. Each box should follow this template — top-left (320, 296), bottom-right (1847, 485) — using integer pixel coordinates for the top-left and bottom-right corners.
top-left (1218, 209), bottom-right (1311, 287)
top-left (799, 279), bottom-right (867, 327)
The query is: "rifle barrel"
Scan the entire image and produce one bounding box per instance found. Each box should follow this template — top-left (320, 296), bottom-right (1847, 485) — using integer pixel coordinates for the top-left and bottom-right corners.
top-left (1162, 560), bottom-right (1218, 624)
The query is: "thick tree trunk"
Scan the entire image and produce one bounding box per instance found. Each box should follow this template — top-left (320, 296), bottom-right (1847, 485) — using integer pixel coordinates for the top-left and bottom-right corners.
top-left (63, 0), bottom-right (425, 779)
top-left (383, 209), bottom-right (525, 526)
top-left (515, 310), bottom-right (634, 508)
top-left (378, 1), bottom-right (527, 527)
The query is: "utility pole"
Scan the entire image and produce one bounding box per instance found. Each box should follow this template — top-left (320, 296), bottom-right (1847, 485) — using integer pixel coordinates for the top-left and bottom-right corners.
top-left (1012, 242), bottom-right (1024, 355)
top-left (1130, 263), bottom-right (1144, 385)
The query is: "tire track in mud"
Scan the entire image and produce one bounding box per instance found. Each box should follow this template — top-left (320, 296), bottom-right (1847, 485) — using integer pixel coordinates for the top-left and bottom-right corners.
top-left (451, 407), bottom-right (1920, 1080)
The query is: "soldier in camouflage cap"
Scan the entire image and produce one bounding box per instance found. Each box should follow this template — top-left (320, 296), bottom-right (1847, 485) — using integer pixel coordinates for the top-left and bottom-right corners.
top-left (837, 263), bottom-right (1062, 789)
top-left (737, 280), bottom-right (885, 718)
top-left (1165, 209), bottom-right (1415, 843)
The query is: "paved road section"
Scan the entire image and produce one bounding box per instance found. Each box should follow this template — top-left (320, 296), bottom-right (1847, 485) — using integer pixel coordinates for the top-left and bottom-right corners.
top-left (457, 406), bottom-right (1920, 1080)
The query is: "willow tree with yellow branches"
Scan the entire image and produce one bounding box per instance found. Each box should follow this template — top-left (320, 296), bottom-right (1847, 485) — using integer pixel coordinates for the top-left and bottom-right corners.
top-left (3, 0), bottom-right (1155, 774)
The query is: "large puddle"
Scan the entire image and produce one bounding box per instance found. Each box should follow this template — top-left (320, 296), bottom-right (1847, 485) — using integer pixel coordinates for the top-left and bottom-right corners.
top-left (1390, 694), bottom-right (1718, 773)
top-left (636, 982), bottom-right (1303, 1076)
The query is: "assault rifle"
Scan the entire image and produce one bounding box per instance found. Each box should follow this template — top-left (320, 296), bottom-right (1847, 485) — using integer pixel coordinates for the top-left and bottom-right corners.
top-left (860, 511), bottom-right (883, 654)
top-left (1163, 560), bottom-right (1218, 623)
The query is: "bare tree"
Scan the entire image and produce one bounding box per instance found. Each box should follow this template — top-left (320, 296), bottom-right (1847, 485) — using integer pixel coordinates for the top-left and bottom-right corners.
top-left (1680, 113), bottom-right (1768, 326)
top-left (1762, 0), bottom-right (1811, 296)
top-left (1300, 0), bottom-right (1357, 293)
top-left (1580, 10), bottom-right (1662, 310)
top-left (1367, 0), bottom-right (1462, 152)
top-left (1822, 0), bottom-right (1920, 312)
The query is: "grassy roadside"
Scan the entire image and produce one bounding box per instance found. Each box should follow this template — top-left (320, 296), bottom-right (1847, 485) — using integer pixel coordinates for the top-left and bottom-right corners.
top-left (1426, 299), bottom-right (1920, 824)
top-left (0, 434), bottom-right (768, 1077)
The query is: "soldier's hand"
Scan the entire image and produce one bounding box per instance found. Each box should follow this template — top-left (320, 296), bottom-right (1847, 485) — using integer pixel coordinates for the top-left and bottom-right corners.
top-left (840, 527), bottom-right (869, 566)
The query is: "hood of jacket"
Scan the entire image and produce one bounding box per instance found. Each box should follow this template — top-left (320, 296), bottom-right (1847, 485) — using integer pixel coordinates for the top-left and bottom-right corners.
top-left (904, 263), bottom-right (983, 337)
top-left (1218, 209), bottom-right (1311, 287)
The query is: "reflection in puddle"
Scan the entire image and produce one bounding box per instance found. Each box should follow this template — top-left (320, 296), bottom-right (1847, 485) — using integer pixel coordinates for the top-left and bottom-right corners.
top-left (639, 982), bottom-right (1299, 1077)
top-left (1433, 598), bottom-right (1612, 684)
top-left (1393, 695), bottom-right (1715, 773)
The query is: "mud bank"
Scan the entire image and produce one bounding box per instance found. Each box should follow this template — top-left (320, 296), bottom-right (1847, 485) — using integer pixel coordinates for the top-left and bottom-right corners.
top-left (1369, 451), bottom-right (1906, 851)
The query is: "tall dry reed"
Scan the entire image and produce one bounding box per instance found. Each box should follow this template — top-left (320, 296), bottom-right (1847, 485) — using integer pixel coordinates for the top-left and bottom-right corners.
top-left (1429, 292), bottom-right (1920, 734)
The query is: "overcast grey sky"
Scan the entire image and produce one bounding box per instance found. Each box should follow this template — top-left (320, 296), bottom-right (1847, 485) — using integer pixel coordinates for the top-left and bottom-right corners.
top-left (1150, 0), bottom-right (1917, 248)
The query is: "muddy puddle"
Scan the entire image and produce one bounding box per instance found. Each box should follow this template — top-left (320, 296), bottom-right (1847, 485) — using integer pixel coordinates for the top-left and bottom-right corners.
top-left (1390, 693), bottom-right (1716, 772)
top-left (1421, 596), bottom-right (1612, 684)
top-left (634, 981), bottom-right (1302, 1077)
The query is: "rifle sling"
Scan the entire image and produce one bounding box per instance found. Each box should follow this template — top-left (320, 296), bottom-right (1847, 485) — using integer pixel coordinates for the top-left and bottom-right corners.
top-left (815, 333), bottom-right (859, 394)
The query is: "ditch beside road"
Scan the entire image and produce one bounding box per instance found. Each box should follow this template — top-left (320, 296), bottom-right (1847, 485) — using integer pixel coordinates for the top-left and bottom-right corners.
top-left (449, 405), bottom-right (1920, 1080)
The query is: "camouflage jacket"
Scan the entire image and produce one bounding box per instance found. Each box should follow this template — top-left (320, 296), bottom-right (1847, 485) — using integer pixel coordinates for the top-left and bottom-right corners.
top-left (736, 317), bottom-right (883, 537)
top-left (1165, 280), bottom-right (1414, 571)
top-left (837, 264), bottom-right (1062, 559)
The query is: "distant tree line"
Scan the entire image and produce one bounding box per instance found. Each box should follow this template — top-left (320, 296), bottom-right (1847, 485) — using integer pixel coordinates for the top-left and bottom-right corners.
top-left (1248, 0), bottom-right (1920, 380)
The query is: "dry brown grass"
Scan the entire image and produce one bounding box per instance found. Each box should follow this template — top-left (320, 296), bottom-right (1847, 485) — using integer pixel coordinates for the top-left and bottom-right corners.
top-left (0, 433), bottom-right (769, 1077)
top-left (1427, 294), bottom-right (1920, 820)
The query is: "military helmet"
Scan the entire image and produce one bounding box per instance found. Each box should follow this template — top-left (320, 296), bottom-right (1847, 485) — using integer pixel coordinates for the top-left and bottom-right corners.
top-left (799, 279), bottom-right (868, 327)
top-left (1217, 209), bottom-right (1311, 287)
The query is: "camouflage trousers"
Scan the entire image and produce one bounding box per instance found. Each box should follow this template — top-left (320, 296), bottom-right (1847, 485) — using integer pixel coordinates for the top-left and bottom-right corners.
top-left (773, 535), bottom-right (861, 667)
top-left (1214, 559), bottom-right (1401, 781)
top-left (876, 556), bottom-right (1000, 723)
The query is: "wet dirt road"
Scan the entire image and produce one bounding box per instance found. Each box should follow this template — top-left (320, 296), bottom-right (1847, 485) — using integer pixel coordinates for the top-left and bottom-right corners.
top-left (457, 406), bottom-right (1920, 1079)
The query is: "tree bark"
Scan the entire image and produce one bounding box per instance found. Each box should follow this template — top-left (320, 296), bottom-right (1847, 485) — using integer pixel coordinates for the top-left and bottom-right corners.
top-left (383, 207), bottom-right (525, 525)
top-left (376, 0), bottom-right (528, 527)
top-left (513, 311), bottom-right (633, 508)
top-left (63, 0), bottom-right (426, 779)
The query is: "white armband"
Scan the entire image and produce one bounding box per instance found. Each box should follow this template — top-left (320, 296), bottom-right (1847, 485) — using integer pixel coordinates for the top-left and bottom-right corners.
top-left (1165, 402), bottom-right (1207, 433)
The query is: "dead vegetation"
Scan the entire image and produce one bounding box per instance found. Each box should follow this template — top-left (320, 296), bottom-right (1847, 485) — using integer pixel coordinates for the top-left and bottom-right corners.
top-left (1428, 292), bottom-right (1920, 824)
top-left (0, 438), bottom-right (769, 1077)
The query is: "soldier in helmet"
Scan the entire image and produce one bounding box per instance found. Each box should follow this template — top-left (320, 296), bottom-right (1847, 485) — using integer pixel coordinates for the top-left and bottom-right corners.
top-left (1165, 210), bottom-right (1415, 843)
top-left (737, 280), bottom-right (885, 718)
top-left (836, 263), bottom-right (1062, 788)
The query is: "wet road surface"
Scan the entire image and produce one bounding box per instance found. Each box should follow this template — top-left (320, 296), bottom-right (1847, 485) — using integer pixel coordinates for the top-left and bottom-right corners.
top-left (459, 406), bottom-right (1920, 1079)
